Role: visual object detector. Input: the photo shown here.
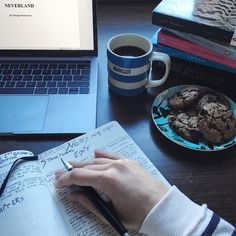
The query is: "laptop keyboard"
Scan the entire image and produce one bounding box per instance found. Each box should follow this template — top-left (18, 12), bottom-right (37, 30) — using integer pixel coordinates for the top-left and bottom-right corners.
top-left (0, 61), bottom-right (91, 95)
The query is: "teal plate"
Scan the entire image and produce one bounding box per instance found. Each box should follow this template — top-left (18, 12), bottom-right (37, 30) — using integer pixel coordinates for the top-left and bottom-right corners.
top-left (151, 85), bottom-right (236, 152)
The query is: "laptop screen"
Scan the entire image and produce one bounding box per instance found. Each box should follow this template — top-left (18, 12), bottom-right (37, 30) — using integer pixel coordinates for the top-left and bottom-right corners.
top-left (0, 0), bottom-right (97, 57)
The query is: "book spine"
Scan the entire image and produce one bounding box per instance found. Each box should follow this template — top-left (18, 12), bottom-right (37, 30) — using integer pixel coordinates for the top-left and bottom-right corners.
top-left (167, 29), bottom-right (236, 61)
top-left (157, 30), bottom-right (236, 68)
top-left (153, 42), bottom-right (236, 74)
top-left (152, 11), bottom-right (234, 45)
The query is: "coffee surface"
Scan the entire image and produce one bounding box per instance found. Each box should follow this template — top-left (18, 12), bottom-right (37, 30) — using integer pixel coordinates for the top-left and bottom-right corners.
top-left (113, 46), bottom-right (146, 57)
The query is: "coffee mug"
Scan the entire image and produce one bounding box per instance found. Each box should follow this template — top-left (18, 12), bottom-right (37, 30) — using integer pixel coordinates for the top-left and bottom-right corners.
top-left (107, 33), bottom-right (171, 96)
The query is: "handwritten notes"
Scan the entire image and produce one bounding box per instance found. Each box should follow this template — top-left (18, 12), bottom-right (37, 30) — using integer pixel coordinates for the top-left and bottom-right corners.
top-left (38, 121), bottom-right (169, 236)
top-left (0, 150), bottom-right (69, 236)
top-left (0, 150), bottom-right (32, 168)
top-left (0, 195), bottom-right (24, 214)
top-left (0, 121), bottom-right (169, 236)
top-left (38, 123), bottom-right (115, 172)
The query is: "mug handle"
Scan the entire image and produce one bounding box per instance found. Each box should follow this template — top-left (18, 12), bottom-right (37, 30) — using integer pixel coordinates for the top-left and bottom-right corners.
top-left (146, 52), bottom-right (171, 88)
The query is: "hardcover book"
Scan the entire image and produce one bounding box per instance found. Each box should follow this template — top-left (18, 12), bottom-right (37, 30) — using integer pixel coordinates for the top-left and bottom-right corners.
top-left (151, 32), bottom-right (236, 100)
top-left (152, 0), bottom-right (236, 46)
top-left (167, 29), bottom-right (236, 61)
top-left (152, 30), bottom-right (236, 74)
top-left (156, 29), bottom-right (236, 69)
top-left (0, 121), bottom-right (169, 236)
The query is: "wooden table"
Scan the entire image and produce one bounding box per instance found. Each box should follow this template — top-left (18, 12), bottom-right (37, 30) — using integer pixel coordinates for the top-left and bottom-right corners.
top-left (1, 2), bottom-right (236, 227)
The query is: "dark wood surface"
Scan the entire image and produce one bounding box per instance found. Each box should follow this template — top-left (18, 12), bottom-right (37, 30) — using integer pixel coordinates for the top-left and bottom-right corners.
top-left (1, 2), bottom-right (236, 226)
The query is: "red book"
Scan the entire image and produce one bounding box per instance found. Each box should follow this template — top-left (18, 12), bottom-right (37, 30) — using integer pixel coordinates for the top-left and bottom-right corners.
top-left (157, 29), bottom-right (236, 69)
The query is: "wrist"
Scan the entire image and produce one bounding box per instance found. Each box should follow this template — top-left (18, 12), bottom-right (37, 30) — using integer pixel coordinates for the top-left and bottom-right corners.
top-left (138, 182), bottom-right (170, 230)
top-left (139, 186), bottom-right (211, 236)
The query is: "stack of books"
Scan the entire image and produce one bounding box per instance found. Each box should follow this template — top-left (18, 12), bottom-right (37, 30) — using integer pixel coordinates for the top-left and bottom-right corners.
top-left (151, 0), bottom-right (236, 91)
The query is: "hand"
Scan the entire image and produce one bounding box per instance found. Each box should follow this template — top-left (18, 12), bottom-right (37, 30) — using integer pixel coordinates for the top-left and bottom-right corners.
top-left (55, 149), bottom-right (170, 230)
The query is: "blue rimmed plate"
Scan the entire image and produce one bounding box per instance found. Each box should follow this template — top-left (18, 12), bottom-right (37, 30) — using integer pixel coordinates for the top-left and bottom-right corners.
top-left (151, 85), bottom-right (236, 152)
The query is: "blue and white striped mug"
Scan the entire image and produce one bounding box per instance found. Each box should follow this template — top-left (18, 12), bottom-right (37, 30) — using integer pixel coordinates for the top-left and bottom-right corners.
top-left (107, 34), bottom-right (171, 96)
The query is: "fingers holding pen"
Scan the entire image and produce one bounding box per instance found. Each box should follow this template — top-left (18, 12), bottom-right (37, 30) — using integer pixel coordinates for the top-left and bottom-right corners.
top-left (67, 149), bottom-right (122, 171)
top-left (94, 149), bottom-right (121, 160)
top-left (55, 168), bottom-right (101, 189)
top-left (55, 149), bottom-right (123, 189)
top-left (69, 149), bottom-right (121, 168)
top-left (69, 158), bottom-right (114, 169)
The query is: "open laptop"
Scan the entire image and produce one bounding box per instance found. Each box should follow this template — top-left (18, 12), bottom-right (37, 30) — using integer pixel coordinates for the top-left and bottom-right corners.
top-left (0, 0), bottom-right (98, 135)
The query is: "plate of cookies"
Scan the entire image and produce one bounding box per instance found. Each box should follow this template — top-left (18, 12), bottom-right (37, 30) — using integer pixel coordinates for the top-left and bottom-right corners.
top-left (151, 85), bottom-right (236, 151)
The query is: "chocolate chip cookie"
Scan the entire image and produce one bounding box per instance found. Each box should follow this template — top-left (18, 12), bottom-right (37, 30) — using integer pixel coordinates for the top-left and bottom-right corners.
top-left (198, 102), bottom-right (236, 144)
top-left (197, 93), bottom-right (230, 111)
top-left (168, 87), bottom-right (201, 110)
top-left (168, 110), bottom-right (200, 142)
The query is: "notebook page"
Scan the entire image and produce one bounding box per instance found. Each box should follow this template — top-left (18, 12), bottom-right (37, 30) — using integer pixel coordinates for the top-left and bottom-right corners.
top-left (0, 150), bottom-right (68, 236)
top-left (38, 121), bottom-right (170, 236)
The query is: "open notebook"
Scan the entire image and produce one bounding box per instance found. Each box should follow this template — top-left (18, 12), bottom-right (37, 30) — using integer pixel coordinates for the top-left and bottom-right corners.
top-left (0, 121), bottom-right (169, 236)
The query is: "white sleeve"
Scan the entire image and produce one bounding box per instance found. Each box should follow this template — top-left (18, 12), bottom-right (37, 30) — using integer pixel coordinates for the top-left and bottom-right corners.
top-left (139, 186), bottom-right (235, 236)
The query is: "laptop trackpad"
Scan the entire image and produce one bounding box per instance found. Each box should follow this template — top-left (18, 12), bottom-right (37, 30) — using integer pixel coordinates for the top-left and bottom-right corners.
top-left (0, 96), bottom-right (49, 133)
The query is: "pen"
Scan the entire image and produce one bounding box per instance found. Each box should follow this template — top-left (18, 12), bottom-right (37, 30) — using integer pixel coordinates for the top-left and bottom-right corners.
top-left (60, 158), bottom-right (130, 236)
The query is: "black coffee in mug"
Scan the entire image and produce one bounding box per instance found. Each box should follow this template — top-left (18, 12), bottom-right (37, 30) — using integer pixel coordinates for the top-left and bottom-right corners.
top-left (113, 46), bottom-right (146, 57)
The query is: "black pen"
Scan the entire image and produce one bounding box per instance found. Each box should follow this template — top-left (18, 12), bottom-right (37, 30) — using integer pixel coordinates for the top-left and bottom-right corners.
top-left (61, 158), bottom-right (130, 236)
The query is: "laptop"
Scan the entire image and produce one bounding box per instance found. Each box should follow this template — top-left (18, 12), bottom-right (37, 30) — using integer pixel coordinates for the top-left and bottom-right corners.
top-left (0, 0), bottom-right (98, 135)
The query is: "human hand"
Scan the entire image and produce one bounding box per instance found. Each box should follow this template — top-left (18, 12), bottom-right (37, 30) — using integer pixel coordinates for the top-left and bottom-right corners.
top-left (55, 149), bottom-right (170, 230)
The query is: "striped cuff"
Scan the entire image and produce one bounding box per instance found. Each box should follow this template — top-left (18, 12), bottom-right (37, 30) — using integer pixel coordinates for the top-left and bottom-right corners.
top-left (201, 213), bottom-right (220, 236)
top-left (232, 229), bottom-right (236, 236)
top-left (139, 186), bottom-right (212, 236)
top-left (139, 186), bottom-right (235, 236)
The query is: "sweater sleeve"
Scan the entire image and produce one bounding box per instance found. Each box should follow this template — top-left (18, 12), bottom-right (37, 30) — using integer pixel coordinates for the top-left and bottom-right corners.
top-left (139, 186), bottom-right (235, 236)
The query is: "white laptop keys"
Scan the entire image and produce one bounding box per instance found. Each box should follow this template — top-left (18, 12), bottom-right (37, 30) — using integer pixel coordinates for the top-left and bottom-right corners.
top-left (0, 0), bottom-right (98, 135)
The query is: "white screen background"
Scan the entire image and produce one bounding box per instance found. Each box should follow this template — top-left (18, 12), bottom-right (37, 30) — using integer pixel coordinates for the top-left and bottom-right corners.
top-left (0, 0), bottom-right (94, 50)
